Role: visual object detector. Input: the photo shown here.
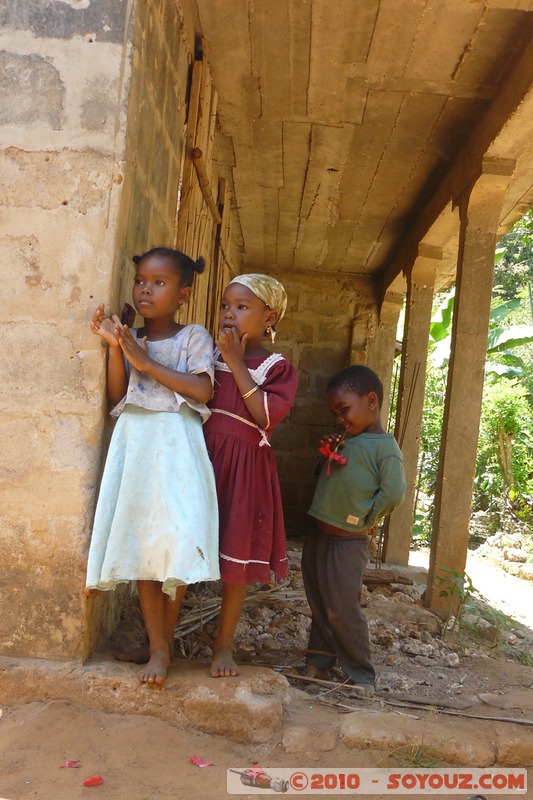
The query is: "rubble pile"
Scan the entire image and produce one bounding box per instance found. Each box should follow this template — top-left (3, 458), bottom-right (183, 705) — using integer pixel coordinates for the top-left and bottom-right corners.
top-left (175, 545), bottom-right (498, 701)
top-left (110, 540), bottom-right (533, 708)
top-left (476, 530), bottom-right (533, 581)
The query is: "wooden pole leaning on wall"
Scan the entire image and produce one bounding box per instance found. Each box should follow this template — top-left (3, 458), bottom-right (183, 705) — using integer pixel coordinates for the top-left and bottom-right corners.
top-left (191, 147), bottom-right (222, 225)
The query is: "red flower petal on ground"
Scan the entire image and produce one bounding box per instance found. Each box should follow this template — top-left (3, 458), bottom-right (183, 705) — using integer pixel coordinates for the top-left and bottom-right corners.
top-left (82, 774), bottom-right (104, 786)
top-left (190, 755), bottom-right (214, 767)
top-left (60, 760), bottom-right (81, 769)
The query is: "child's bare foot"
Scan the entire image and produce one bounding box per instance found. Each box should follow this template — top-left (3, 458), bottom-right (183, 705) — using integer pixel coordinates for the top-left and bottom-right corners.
top-left (115, 644), bottom-right (176, 664)
top-left (114, 645), bottom-right (150, 664)
top-left (210, 646), bottom-right (240, 678)
top-left (138, 647), bottom-right (170, 685)
top-left (84, 587), bottom-right (101, 599)
top-left (304, 664), bottom-right (330, 680)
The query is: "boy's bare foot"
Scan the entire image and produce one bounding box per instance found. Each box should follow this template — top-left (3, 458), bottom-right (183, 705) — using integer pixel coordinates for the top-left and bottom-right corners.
top-left (210, 646), bottom-right (240, 678)
top-left (138, 648), bottom-right (170, 685)
top-left (304, 664), bottom-right (330, 680)
top-left (84, 587), bottom-right (101, 599)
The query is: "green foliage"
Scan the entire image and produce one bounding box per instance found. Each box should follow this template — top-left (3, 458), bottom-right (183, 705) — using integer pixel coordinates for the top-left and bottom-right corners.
top-left (510, 648), bottom-right (533, 667)
top-left (385, 741), bottom-right (441, 769)
top-left (415, 215), bottom-right (533, 537)
top-left (429, 291), bottom-right (454, 342)
top-left (437, 568), bottom-right (483, 633)
top-left (475, 379), bottom-right (533, 518)
top-left (411, 509), bottom-right (432, 543)
top-left (418, 360), bottom-right (446, 496)
top-left (493, 210), bottom-right (533, 299)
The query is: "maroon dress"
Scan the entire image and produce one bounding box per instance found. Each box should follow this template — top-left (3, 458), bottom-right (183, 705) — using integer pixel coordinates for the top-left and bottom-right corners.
top-left (203, 350), bottom-right (298, 584)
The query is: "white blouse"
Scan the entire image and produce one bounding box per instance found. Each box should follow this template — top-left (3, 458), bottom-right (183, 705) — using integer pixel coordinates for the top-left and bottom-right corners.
top-left (111, 324), bottom-right (214, 423)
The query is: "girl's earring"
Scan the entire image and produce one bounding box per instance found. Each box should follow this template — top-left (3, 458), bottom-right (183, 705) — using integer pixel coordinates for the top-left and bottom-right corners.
top-left (266, 325), bottom-right (276, 344)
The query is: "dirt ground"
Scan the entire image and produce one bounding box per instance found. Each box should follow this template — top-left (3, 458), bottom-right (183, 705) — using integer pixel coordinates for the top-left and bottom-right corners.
top-left (1, 545), bottom-right (533, 800)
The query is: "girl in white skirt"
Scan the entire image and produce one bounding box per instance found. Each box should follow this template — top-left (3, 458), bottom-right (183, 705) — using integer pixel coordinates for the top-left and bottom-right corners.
top-left (85, 247), bottom-right (219, 685)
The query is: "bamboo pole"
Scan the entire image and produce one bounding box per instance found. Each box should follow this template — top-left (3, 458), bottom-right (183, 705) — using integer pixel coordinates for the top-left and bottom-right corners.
top-left (191, 146), bottom-right (222, 225)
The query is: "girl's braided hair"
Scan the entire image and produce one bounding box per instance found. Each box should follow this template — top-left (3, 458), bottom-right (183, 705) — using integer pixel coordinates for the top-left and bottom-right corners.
top-left (133, 247), bottom-right (205, 288)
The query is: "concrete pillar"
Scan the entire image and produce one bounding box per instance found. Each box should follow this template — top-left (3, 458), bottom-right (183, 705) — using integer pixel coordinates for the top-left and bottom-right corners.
top-left (366, 290), bottom-right (404, 425)
top-left (382, 249), bottom-right (439, 565)
top-left (425, 159), bottom-right (515, 615)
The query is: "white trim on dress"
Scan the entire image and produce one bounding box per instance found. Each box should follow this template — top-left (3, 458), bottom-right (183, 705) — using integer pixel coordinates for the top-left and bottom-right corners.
top-left (212, 349), bottom-right (287, 447)
top-left (213, 349), bottom-right (285, 384)
top-left (220, 553), bottom-right (288, 565)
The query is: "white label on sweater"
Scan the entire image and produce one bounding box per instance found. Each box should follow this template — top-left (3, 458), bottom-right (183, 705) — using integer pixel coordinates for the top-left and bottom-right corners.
top-left (346, 515), bottom-right (359, 525)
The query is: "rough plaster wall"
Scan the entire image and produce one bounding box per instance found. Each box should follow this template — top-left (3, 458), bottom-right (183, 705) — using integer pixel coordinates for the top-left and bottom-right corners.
top-left (267, 272), bottom-right (376, 534)
top-left (0, 0), bottom-right (133, 660)
top-left (0, 0), bottom-right (243, 660)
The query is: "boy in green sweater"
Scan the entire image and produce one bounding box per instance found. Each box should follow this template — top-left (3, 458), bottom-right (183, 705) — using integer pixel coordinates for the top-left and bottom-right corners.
top-left (303, 365), bottom-right (406, 695)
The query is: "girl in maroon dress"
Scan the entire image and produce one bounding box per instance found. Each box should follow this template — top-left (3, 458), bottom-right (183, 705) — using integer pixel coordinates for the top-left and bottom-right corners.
top-left (203, 274), bottom-right (298, 677)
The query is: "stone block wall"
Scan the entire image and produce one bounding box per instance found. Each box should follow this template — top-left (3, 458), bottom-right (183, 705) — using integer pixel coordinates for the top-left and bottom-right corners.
top-left (115, 0), bottom-right (195, 309)
top-left (269, 272), bottom-right (376, 534)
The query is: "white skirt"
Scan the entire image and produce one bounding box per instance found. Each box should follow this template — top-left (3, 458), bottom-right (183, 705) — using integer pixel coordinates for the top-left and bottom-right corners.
top-left (86, 404), bottom-right (220, 598)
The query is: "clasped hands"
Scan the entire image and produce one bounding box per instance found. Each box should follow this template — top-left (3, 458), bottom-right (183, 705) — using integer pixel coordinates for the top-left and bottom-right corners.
top-left (90, 303), bottom-right (150, 372)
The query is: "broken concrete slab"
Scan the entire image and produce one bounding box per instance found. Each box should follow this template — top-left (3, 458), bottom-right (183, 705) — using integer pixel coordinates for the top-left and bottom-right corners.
top-left (0, 655), bottom-right (288, 744)
top-left (494, 723), bottom-right (533, 766)
top-left (340, 711), bottom-right (497, 767)
top-left (282, 724), bottom-right (338, 753)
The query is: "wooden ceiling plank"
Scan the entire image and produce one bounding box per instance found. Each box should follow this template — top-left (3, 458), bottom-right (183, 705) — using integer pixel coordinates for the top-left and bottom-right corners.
top-left (452, 9), bottom-right (533, 91)
top-left (341, 93), bottom-right (448, 268)
top-left (365, 93), bottom-right (448, 217)
top-left (289, 0), bottom-right (312, 118)
top-left (381, 35), bottom-right (533, 286)
top-left (342, 78), bottom-right (368, 126)
top-left (308, 0), bottom-right (379, 120)
top-left (299, 124), bottom-right (353, 219)
top-left (196, 0), bottom-right (252, 111)
top-left (366, 0), bottom-right (427, 78)
top-left (336, 91), bottom-right (405, 221)
top-left (310, 0), bottom-right (380, 65)
top-left (232, 152), bottom-right (265, 266)
top-left (277, 121), bottom-right (312, 267)
top-left (404, 2), bottom-right (486, 83)
top-left (215, 133), bottom-right (236, 168)
top-left (250, 0), bottom-right (292, 119)
top-left (252, 118), bottom-right (284, 189)
top-left (260, 187), bottom-right (281, 266)
top-left (320, 94), bottom-right (405, 269)
top-left (294, 123), bottom-right (354, 267)
top-left (320, 221), bottom-right (361, 272)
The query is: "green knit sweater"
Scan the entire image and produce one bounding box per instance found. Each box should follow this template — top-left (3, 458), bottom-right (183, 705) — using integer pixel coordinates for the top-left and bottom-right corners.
top-left (308, 432), bottom-right (406, 533)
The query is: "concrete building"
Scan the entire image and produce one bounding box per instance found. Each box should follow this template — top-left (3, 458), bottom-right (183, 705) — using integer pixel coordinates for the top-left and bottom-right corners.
top-left (2, 0), bottom-right (533, 659)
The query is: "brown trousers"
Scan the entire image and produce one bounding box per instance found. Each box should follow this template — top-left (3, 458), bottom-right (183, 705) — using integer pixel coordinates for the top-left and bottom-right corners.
top-left (302, 526), bottom-right (375, 686)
